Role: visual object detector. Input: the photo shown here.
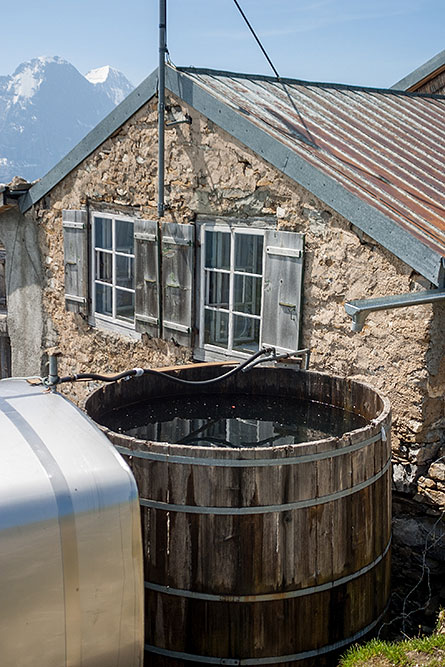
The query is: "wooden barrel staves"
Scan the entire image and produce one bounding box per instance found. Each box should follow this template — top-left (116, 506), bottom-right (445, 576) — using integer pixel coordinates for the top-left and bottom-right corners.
top-left (85, 367), bottom-right (392, 667)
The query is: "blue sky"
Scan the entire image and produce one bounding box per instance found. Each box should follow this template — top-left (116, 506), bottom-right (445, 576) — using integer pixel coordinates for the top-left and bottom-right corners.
top-left (2, 0), bottom-right (444, 88)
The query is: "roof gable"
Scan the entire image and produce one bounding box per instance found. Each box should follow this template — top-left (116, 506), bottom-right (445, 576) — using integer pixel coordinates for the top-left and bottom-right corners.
top-left (20, 65), bottom-right (445, 286)
top-left (391, 49), bottom-right (445, 93)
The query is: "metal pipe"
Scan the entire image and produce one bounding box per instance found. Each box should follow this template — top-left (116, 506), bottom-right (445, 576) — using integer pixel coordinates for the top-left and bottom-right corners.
top-left (48, 354), bottom-right (59, 392)
top-left (345, 288), bottom-right (445, 332)
top-left (156, 220), bottom-right (163, 338)
top-left (157, 0), bottom-right (167, 219)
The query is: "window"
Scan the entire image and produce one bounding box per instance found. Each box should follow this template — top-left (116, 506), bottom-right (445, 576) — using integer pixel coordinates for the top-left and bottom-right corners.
top-left (196, 222), bottom-right (304, 361)
top-left (200, 226), bottom-right (264, 355)
top-left (63, 211), bottom-right (304, 354)
top-left (92, 215), bottom-right (135, 328)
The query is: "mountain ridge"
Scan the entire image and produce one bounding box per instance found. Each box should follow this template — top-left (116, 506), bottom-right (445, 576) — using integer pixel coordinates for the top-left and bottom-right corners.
top-left (0, 56), bottom-right (134, 183)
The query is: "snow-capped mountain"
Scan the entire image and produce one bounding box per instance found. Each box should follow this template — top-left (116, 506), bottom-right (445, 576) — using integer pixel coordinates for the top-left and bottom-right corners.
top-left (0, 56), bottom-right (134, 183)
top-left (86, 65), bottom-right (134, 105)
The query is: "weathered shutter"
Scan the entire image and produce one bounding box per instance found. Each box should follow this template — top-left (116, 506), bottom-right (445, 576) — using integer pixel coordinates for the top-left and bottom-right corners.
top-left (134, 219), bottom-right (159, 337)
top-left (62, 209), bottom-right (88, 314)
top-left (260, 230), bottom-right (304, 353)
top-left (161, 222), bottom-right (194, 347)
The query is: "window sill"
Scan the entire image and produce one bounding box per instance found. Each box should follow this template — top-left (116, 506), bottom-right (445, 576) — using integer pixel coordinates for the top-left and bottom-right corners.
top-left (193, 346), bottom-right (252, 363)
top-left (88, 315), bottom-right (141, 340)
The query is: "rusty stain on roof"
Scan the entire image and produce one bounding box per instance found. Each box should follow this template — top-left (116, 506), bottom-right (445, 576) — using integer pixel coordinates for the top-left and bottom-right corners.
top-left (182, 70), bottom-right (445, 258)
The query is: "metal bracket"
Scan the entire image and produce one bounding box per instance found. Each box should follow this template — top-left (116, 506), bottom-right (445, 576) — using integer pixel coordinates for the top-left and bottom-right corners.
top-left (345, 288), bottom-right (445, 332)
top-left (165, 114), bottom-right (192, 127)
top-left (65, 294), bottom-right (87, 304)
top-left (266, 246), bottom-right (302, 258)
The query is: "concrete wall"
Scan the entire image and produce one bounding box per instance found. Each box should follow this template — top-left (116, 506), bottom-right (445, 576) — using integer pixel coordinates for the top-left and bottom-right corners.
top-left (0, 207), bottom-right (46, 377)
top-left (24, 93), bottom-right (445, 508)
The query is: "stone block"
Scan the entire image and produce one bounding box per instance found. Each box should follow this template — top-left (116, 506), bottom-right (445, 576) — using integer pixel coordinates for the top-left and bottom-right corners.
top-left (408, 443), bottom-right (440, 464)
top-left (393, 462), bottom-right (420, 494)
top-left (417, 476), bottom-right (436, 489)
top-left (428, 462), bottom-right (445, 482)
top-left (416, 486), bottom-right (445, 508)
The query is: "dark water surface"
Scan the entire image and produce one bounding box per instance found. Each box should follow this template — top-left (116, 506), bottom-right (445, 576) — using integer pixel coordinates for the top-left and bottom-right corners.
top-left (101, 394), bottom-right (368, 448)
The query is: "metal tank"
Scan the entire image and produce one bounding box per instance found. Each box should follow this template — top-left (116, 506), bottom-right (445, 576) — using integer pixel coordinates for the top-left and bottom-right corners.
top-left (0, 379), bottom-right (144, 667)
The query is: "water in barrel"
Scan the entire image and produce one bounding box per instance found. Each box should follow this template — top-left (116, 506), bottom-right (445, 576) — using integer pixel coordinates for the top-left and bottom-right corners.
top-left (101, 394), bottom-right (367, 447)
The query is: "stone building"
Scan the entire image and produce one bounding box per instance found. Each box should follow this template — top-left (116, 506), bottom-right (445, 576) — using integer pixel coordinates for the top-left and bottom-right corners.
top-left (0, 64), bottom-right (444, 513)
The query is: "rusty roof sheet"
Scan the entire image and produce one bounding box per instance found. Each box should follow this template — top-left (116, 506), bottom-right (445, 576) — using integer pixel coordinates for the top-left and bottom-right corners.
top-left (178, 68), bottom-right (445, 263)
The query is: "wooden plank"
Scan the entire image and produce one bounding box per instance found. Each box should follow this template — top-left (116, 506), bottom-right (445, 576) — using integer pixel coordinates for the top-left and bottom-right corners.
top-left (155, 360), bottom-right (238, 373)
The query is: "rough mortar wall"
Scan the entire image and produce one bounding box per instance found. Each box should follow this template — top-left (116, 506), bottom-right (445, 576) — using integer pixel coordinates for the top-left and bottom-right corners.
top-left (0, 207), bottom-right (45, 377)
top-left (31, 94), bottom-right (444, 507)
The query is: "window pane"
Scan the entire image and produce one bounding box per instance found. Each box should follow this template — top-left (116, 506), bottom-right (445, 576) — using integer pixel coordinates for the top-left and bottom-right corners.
top-left (234, 275), bottom-right (262, 315)
top-left (116, 255), bottom-right (134, 289)
top-left (235, 234), bottom-right (263, 274)
top-left (95, 217), bottom-right (112, 250)
top-left (116, 219), bottom-right (134, 254)
top-left (233, 315), bottom-right (259, 353)
top-left (204, 309), bottom-right (228, 348)
top-left (116, 289), bottom-right (134, 322)
top-left (205, 231), bottom-right (230, 270)
top-left (206, 271), bottom-right (229, 308)
top-left (95, 283), bottom-right (112, 317)
top-left (95, 251), bottom-right (112, 283)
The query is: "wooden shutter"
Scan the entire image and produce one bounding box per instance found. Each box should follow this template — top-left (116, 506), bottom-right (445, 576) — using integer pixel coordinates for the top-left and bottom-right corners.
top-left (260, 230), bottom-right (304, 353)
top-left (62, 209), bottom-right (88, 314)
top-left (161, 222), bottom-right (194, 347)
top-left (134, 219), bottom-right (159, 337)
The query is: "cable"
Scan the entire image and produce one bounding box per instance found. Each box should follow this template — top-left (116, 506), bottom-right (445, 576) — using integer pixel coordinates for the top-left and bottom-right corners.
top-left (232, 0), bottom-right (280, 79)
top-left (50, 347), bottom-right (274, 388)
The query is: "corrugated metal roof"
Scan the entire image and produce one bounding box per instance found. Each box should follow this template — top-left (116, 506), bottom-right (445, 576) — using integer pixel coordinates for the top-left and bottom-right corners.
top-left (178, 69), bottom-right (445, 260)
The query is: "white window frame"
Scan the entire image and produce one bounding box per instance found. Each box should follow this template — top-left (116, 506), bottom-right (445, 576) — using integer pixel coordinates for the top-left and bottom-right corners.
top-left (90, 213), bottom-right (136, 335)
top-left (198, 223), bottom-right (265, 360)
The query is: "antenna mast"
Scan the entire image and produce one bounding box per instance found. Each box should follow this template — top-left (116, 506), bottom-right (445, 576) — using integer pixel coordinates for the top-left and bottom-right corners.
top-left (158, 0), bottom-right (167, 218)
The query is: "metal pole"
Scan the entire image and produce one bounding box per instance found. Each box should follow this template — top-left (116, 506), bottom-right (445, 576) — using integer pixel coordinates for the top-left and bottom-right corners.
top-left (156, 0), bottom-right (167, 338)
top-left (158, 0), bottom-right (166, 219)
top-left (49, 354), bottom-right (59, 392)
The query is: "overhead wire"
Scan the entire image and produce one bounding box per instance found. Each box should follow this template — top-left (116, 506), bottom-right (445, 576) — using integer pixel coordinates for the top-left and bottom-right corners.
top-left (231, 1), bottom-right (445, 242)
top-left (232, 0), bottom-right (280, 79)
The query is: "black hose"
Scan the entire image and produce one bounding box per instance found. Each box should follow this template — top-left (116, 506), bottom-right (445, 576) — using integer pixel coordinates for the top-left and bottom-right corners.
top-left (54, 347), bottom-right (273, 388)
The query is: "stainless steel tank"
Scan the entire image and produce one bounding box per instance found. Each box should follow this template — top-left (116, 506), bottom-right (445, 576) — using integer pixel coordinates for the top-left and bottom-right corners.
top-left (0, 379), bottom-right (144, 667)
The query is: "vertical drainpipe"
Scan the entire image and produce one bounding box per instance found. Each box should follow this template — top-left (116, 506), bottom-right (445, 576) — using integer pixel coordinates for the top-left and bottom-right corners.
top-left (157, 0), bottom-right (167, 338)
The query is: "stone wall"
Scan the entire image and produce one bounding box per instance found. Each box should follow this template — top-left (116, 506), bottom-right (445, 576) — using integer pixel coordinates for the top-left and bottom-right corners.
top-left (26, 93), bottom-right (445, 508)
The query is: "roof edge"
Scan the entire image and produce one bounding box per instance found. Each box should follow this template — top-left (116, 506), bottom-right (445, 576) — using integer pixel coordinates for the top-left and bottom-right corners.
top-left (20, 69), bottom-right (159, 212)
top-left (391, 49), bottom-right (445, 91)
top-left (177, 65), bottom-right (445, 99)
top-left (166, 67), bottom-right (444, 286)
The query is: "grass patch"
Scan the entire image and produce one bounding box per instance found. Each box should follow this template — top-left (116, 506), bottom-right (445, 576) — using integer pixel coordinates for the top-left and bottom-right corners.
top-left (339, 625), bottom-right (445, 666)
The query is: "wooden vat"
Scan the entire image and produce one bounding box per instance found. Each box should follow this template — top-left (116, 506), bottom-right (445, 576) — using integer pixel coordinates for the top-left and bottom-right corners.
top-left (86, 366), bottom-right (392, 667)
